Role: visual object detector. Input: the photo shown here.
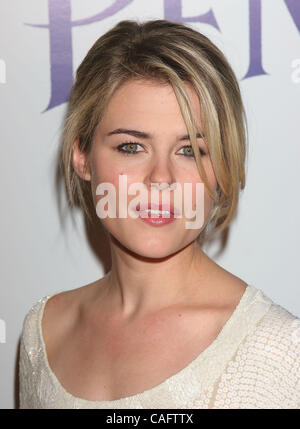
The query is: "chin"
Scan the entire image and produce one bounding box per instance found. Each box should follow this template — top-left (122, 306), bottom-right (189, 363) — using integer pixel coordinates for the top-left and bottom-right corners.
top-left (126, 244), bottom-right (182, 261)
top-left (109, 229), bottom-right (181, 259)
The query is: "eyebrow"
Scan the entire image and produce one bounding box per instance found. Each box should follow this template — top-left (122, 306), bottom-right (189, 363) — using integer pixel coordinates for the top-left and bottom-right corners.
top-left (106, 128), bottom-right (204, 140)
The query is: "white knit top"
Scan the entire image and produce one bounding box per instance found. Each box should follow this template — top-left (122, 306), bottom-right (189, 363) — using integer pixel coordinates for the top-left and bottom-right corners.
top-left (19, 284), bottom-right (300, 409)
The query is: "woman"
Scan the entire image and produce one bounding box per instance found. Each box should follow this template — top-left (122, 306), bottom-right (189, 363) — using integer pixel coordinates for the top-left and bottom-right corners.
top-left (19, 19), bottom-right (300, 409)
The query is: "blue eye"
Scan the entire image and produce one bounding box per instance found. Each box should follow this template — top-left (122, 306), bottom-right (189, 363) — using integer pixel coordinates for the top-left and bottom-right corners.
top-left (116, 142), bottom-right (206, 158)
top-left (178, 145), bottom-right (206, 158)
top-left (116, 142), bottom-right (142, 156)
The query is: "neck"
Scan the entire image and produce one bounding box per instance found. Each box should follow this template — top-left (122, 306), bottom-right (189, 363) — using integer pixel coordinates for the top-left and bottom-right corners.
top-left (102, 238), bottom-right (213, 320)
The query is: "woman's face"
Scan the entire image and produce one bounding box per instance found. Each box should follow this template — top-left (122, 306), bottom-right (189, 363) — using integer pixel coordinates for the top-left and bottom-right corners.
top-left (74, 78), bottom-right (218, 258)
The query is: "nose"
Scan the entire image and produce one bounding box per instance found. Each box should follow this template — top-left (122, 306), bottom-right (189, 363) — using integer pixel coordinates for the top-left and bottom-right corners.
top-left (146, 153), bottom-right (176, 190)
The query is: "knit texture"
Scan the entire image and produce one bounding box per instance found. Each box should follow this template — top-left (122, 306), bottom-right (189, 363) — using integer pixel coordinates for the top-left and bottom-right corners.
top-left (19, 284), bottom-right (300, 409)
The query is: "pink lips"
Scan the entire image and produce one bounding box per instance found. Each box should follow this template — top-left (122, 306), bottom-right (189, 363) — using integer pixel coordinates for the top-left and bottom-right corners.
top-left (136, 202), bottom-right (180, 217)
top-left (135, 201), bottom-right (177, 226)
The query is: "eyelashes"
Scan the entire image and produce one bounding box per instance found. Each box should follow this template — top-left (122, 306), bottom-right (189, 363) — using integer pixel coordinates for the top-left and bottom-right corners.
top-left (116, 141), bottom-right (206, 159)
top-left (116, 142), bottom-right (142, 156)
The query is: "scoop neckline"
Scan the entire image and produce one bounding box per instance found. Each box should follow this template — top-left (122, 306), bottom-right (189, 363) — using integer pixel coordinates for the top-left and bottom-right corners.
top-left (37, 283), bottom-right (256, 405)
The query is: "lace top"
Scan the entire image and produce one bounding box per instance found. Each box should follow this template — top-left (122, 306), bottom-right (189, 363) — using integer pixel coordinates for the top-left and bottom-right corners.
top-left (19, 284), bottom-right (300, 409)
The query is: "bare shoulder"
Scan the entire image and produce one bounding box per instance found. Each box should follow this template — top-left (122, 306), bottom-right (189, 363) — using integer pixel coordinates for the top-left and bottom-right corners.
top-left (41, 278), bottom-right (105, 348)
top-left (197, 251), bottom-right (249, 307)
top-left (214, 270), bottom-right (249, 309)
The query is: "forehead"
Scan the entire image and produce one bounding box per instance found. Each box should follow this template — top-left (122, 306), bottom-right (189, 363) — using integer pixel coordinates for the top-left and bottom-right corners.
top-left (98, 79), bottom-right (202, 133)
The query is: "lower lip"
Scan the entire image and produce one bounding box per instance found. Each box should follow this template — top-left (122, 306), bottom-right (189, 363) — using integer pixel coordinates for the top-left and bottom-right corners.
top-left (136, 211), bottom-right (176, 226)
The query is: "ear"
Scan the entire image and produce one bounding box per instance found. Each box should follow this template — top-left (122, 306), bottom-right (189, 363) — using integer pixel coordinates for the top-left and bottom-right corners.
top-left (72, 138), bottom-right (91, 181)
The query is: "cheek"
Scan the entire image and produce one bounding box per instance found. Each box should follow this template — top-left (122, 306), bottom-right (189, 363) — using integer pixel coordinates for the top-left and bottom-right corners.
top-left (186, 172), bottom-right (217, 219)
top-left (91, 161), bottom-right (138, 212)
top-left (90, 147), bottom-right (136, 186)
top-left (89, 148), bottom-right (121, 190)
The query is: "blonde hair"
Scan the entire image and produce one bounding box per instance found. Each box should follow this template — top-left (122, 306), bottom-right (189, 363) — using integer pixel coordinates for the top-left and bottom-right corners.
top-left (61, 19), bottom-right (248, 245)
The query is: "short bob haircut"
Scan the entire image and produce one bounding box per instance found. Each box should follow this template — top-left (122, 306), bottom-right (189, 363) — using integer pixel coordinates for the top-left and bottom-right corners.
top-left (61, 19), bottom-right (248, 246)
